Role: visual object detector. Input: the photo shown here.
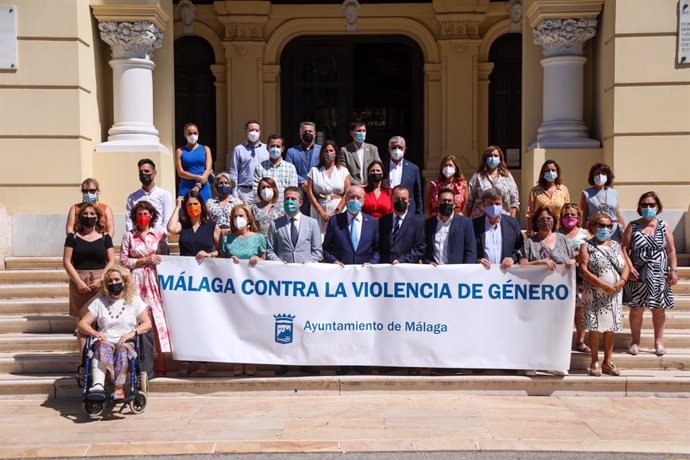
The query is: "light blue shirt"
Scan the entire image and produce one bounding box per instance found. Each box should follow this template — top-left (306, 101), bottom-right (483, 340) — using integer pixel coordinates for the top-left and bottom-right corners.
top-left (483, 216), bottom-right (503, 264)
top-left (229, 141), bottom-right (268, 188)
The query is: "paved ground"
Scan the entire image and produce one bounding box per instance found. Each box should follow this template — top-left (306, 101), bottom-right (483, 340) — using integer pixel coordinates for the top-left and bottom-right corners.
top-left (0, 394), bottom-right (689, 458)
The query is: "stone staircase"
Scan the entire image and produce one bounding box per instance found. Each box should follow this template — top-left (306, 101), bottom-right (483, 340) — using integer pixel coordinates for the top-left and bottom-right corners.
top-left (0, 256), bottom-right (689, 399)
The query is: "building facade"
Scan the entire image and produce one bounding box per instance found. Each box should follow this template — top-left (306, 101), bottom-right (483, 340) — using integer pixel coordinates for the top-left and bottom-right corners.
top-left (0, 0), bottom-right (688, 257)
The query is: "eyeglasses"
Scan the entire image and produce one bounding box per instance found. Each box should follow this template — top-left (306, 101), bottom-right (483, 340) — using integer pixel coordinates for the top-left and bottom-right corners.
top-left (640, 203), bottom-right (656, 209)
top-left (595, 223), bottom-right (614, 229)
top-left (81, 189), bottom-right (97, 194)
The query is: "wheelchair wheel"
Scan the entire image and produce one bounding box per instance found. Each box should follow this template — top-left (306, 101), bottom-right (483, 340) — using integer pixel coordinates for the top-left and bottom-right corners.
top-left (129, 393), bottom-right (147, 414)
top-left (139, 371), bottom-right (148, 395)
top-left (83, 400), bottom-right (105, 417)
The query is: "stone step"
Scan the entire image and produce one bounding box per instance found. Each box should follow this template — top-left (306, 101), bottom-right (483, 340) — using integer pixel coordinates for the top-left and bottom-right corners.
top-left (3, 257), bottom-right (63, 270)
top-left (0, 334), bottom-right (76, 353)
top-left (0, 298), bottom-right (69, 315)
top-left (0, 369), bottom-right (688, 400)
top-left (673, 280), bottom-right (690, 296)
top-left (0, 316), bottom-right (75, 334)
top-left (0, 283), bottom-right (67, 299)
top-left (610, 330), bottom-right (690, 349)
top-left (2, 348), bottom-right (689, 375)
top-left (0, 270), bottom-right (68, 284)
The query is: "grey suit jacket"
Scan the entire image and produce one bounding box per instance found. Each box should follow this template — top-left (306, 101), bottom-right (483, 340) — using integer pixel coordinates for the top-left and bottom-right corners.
top-left (339, 142), bottom-right (381, 185)
top-left (266, 213), bottom-right (323, 263)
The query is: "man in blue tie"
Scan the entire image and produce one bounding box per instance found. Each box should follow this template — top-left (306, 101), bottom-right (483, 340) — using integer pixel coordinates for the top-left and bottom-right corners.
top-left (323, 185), bottom-right (380, 266)
top-left (379, 185), bottom-right (426, 264)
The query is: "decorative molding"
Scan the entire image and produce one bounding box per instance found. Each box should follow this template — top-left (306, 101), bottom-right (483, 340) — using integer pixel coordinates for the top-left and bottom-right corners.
top-left (218, 16), bottom-right (267, 41)
top-left (98, 21), bottom-right (164, 59)
top-left (507, 0), bottom-right (522, 33)
top-left (438, 14), bottom-right (482, 39)
top-left (91, 4), bottom-right (169, 32)
top-left (177, 0), bottom-right (196, 34)
top-left (525, 0), bottom-right (604, 29)
top-left (424, 63), bottom-right (442, 82)
top-left (533, 17), bottom-right (597, 57)
top-left (342, 0), bottom-right (361, 32)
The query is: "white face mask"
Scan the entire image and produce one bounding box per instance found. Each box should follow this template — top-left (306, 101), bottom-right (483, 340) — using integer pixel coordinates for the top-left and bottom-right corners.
top-left (442, 166), bottom-right (456, 178)
top-left (260, 188), bottom-right (274, 202)
top-left (594, 174), bottom-right (607, 186)
top-left (186, 134), bottom-right (198, 145)
top-left (247, 130), bottom-right (260, 143)
top-left (390, 148), bottom-right (404, 161)
top-left (234, 216), bottom-right (248, 230)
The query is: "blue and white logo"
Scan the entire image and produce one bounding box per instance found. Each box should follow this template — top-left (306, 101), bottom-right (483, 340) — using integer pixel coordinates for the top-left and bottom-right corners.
top-left (274, 314), bottom-right (295, 344)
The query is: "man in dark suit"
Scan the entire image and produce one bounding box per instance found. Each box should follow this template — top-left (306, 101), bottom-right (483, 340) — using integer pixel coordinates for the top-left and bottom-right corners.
top-left (386, 136), bottom-right (423, 216)
top-left (423, 187), bottom-right (476, 265)
top-left (285, 121), bottom-right (321, 214)
top-left (339, 121), bottom-right (381, 185)
top-left (379, 185), bottom-right (426, 264)
top-left (473, 187), bottom-right (524, 269)
top-left (323, 185), bottom-right (380, 265)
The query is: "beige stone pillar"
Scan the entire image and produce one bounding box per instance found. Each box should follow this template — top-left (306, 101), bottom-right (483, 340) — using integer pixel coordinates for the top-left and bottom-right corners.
top-left (215, 1), bottom-right (270, 153)
top-left (477, 62), bottom-right (494, 155)
top-left (211, 64), bottom-right (228, 172)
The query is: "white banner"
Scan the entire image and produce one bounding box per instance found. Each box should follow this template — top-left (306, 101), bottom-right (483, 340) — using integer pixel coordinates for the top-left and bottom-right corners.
top-left (158, 256), bottom-right (576, 371)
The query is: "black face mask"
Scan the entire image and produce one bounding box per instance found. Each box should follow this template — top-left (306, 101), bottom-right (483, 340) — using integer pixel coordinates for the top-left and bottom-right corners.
top-left (109, 282), bottom-right (124, 296)
top-left (393, 200), bottom-right (408, 213)
top-left (369, 173), bottom-right (383, 183)
top-left (439, 202), bottom-right (454, 217)
top-left (301, 132), bottom-right (314, 144)
top-left (80, 216), bottom-right (98, 228)
top-left (139, 173), bottom-right (153, 186)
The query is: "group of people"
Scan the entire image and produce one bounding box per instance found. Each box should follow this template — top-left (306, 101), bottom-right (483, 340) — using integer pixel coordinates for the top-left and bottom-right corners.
top-left (63, 118), bottom-right (679, 391)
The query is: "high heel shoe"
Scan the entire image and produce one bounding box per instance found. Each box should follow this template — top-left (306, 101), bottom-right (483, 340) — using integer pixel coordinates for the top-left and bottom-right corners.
top-left (244, 365), bottom-right (256, 376)
top-left (233, 364), bottom-right (245, 376)
top-left (588, 362), bottom-right (602, 377)
top-left (602, 361), bottom-right (621, 376)
top-left (654, 343), bottom-right (666, 356)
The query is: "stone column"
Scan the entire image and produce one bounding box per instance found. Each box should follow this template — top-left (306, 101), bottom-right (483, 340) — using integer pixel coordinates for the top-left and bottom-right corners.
top-left (97, 21), bottom-right (166, 151)
top-left (531, 17), bottom-right (599, 148)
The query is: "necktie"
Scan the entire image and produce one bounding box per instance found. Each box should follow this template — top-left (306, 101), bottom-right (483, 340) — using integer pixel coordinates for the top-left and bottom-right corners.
top-left (290, 218), bottom-right (298, 247)
top-left (393, 217), bottom-right (402, 239)
top-left (350, 217), bottom-right (360, 250)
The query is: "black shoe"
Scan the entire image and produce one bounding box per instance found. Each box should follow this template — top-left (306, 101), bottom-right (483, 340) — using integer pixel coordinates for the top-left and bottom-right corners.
top-left (300, 366), bottom-right (320, 376)
top-left (407, 367), bottom-right (420, 376)
top-left (336, 366), bottom-right (350, 375)
top-left (274, 365), bottom-right (289, 376)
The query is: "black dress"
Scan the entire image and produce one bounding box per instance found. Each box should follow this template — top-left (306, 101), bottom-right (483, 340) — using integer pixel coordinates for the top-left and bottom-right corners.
top-left (179, 221), bottom-right (216, 256)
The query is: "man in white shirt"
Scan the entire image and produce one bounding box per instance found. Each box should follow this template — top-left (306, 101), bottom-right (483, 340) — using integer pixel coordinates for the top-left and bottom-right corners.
top-left (339, 121), bottom-right (381, 185)
top-left (229, 119), bottom-right (268, 203)
top-left (387, 136), bottom-right (423, 216)
top-left (472, 187), bottom-right (523, 269)
top-left (125, 159), bottom-right (174, 232)
top-left (423, 188), bottom-right (476, 265)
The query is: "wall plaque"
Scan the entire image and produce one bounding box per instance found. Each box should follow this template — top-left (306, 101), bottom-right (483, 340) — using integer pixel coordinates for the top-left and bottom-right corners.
top-left (680, 0), bottom-right (690, 65)
top-left (0, 6), bottom-right (17, 70)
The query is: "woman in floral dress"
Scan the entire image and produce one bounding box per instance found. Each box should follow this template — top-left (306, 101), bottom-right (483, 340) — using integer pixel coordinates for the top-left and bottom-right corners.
top-left (120, 200), bottom-right (170, 376)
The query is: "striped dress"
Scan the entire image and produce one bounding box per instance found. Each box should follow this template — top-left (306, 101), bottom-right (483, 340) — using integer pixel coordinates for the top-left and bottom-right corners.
top-left (626, 220), bottom-right (675, 309)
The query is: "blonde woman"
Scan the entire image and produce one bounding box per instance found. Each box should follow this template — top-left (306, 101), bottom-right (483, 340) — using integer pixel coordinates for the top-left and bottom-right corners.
top-left (78, 266), bottom-right (152, 400)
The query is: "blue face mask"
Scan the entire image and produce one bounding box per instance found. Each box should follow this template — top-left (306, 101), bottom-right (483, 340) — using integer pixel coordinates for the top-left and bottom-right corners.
top-left (82, 193), bottom-right (98, 203)
top-left (284, 199), bottom-right (300, 216)
top-left (218, 184), bottom-right (232, 196)
top-left (484, 204), bottom-right (502, 218)
top-left (347, 199), bottom-right (362, 215)
top-left (544, 171), bottom-right (558, 182)
top-left (354, 131), bottom-right (366, 143)
top-left (269, 146), bottom-right (282, 159)
top-left (487, 156), bottom-right (500, 168)
top-left (641, 207), bottom-right (657, 220)
top-left (595, 228), bottom-right (612, 242)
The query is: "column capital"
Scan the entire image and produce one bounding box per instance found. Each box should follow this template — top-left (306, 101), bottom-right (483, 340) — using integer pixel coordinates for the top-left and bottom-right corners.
top-left (533, 17), bottom-right (597, 57)
top-left (98, 21), bottom-right (164, 59)
top-left (91, 3), bottom-right (169, 31)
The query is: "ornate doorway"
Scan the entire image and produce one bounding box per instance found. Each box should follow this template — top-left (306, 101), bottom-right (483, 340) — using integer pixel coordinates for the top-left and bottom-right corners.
top-left (281, 35), bottom-right (424, 167)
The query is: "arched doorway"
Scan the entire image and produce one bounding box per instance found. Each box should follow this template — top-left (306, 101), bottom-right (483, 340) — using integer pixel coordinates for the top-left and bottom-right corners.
top-left (489, 33), bottom-right (522, 168)
top-left (280, 35), bottom-right (424, 167)
top-left (174, 36), bottom-right (217, 163)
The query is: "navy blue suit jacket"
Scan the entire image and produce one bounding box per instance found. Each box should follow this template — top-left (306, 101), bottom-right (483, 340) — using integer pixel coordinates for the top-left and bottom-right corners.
top-left (285, 144), bottom-right (321, 186)
top-left (472, 215), bottom-right (524, 263)
top-left (423, 215), bottom-right (477, 264)
top-left (323, 212), bottom-right (380, 264)
top-left (379, 212), bottom-right (426, 264)
top-left (388, 159), bottom-right (423, 216)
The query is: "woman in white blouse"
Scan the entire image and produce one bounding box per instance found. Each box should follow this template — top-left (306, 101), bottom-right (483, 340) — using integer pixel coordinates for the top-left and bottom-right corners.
top-left (306, 140), bottom-right (351, 239)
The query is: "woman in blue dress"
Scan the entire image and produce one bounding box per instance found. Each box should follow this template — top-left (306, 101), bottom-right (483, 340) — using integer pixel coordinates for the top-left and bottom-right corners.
top-left (176, 122), bottom-right (213, 202)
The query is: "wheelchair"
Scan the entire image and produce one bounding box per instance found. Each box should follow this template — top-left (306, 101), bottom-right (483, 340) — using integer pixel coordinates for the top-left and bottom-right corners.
top-left (77, 335), bottom-right (149, 417)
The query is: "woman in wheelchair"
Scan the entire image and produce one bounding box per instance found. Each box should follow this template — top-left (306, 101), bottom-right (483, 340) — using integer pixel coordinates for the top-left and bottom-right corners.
top-left (78, 266), bottom-right (151, 401)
